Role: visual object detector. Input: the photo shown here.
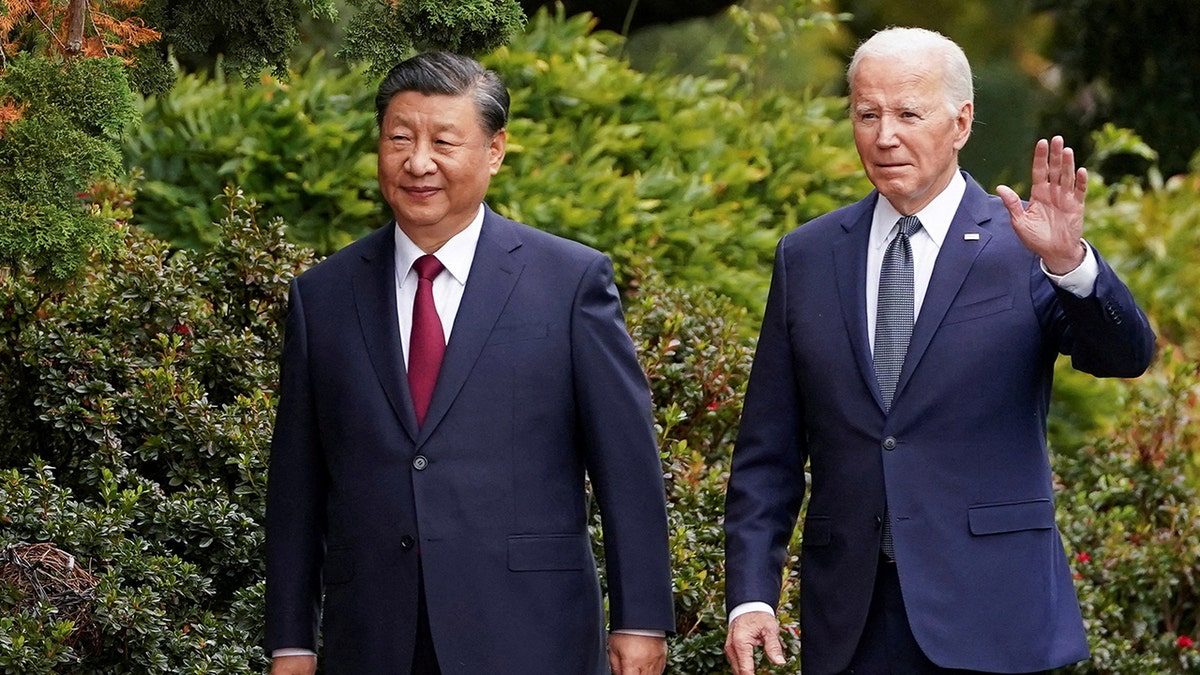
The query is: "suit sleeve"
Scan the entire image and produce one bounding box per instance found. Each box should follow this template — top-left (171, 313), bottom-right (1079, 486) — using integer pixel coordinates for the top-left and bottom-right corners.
top-left (723, 239), bottom-right (808, 613)
top-left (570, 254), bottom-right (676, 633)
top-left (264, 280), bottom-right (328, 653)
top-left (1037, 248), bottom-right (1155, 378)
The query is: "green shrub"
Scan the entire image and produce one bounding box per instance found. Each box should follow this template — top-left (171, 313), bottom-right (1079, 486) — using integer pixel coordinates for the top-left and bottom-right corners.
top-left (123, 55), bottom-right (383, 253)
top-left (1055, 347), bottom-right (1200, 674)
top-left (0, 190), bottom-right (315, 672)
top-left (0, 54), bottom-right (134, 283)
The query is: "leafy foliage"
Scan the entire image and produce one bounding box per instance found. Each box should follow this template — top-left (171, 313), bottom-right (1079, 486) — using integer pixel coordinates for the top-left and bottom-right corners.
top-left (338, 0), bottom-right (527, 76)
top-left (0, 53), bottom-right (133, 282)
top-left (0, 190), bottom-right (315, 672)
top-left (1055, 348), bottom-right (1200, 674)
top-left (123, 54), bottom-right (382, 252)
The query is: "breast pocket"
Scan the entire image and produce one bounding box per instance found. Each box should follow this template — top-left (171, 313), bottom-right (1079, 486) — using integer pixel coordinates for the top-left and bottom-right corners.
top-left (942, 291), bottom-right (1014, 326)
top-left (486, 322), bottom-right (549, 345)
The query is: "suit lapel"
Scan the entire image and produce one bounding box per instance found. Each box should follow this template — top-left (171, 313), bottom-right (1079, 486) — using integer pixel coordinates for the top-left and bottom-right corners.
top-left (894, 177), bottom-right (994, 402)
top-left (352, 223), bottom-right (421, 441)
top-left (833, 195), bottom-right (883, 407)
top-left (417, 207), bottom-right (523, 443)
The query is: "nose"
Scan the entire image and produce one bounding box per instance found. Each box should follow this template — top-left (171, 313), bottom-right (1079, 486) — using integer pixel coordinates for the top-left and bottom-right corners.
top-left (405, 142), bottom-right (437, 175)
top-left (875, 115), bottom-right (901, 148)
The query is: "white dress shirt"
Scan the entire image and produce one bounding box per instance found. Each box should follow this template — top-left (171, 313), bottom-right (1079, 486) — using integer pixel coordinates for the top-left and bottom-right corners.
top-left (728, 171), bottom-right (1100, 627)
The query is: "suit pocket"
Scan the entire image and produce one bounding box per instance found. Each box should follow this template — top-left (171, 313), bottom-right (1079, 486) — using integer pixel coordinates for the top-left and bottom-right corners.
top-left (323, 546), bottom-right (355, 585)
top-left (801, 516), bottom-right (832, 547)
top-left (942, 292), bottom-right (1014, 326)
top-left (968, 498), bottom-right (1055, 535)
top-left (507, 533), bottom-right (589, 571)
top-left (487, 322), bottom-right (549, 345)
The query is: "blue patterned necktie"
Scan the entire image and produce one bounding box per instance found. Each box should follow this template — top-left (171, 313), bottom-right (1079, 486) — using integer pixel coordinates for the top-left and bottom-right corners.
top-left (875, 215), bottom-right (921, 560)
top-left (874, 215), bottom-right (922, 411)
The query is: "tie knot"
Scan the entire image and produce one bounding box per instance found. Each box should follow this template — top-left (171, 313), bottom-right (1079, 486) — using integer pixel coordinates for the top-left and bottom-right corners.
top-left (896, 215), bottom-right (922, 238)
top-left (413, 254), bottom-right (444, 282)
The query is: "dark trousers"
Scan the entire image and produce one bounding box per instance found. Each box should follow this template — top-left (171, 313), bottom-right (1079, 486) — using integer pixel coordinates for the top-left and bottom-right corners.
top-left (841, 559), bottom-right (1049, 675)
top-left (413, 569), bottom-right (441, 675)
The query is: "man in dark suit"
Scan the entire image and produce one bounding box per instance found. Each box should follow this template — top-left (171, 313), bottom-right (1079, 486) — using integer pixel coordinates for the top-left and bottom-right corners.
top-left (723, 27), bottom-right (1155, 675)
top-left (265, 51), bottom-right (674, 675)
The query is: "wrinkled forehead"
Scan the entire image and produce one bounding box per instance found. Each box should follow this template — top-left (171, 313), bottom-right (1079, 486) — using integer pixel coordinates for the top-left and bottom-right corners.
top-left (850, 55), bottom-right (947, 104)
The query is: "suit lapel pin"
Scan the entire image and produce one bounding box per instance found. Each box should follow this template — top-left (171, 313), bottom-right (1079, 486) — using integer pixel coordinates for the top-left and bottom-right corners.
top-left (964, 233), bottom-right (980, 241)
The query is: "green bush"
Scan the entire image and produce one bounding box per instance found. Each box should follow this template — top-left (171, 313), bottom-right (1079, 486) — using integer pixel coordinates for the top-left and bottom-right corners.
top-left (1055, 347), bottom-right (1200, 674)
top-left (123, 55), bottom-right (383, 253)
top-left (0, 190), bottom-right (315, 672)
top-left (0, 54), bottom-right (134, 282)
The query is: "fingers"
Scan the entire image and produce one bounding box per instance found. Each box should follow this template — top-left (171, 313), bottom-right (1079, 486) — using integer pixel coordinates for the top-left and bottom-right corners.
top-left (764, 630), bottom-right (787, 665)
top-left (725, 613), bottom-right (787, 674)
top-left (608, 634), bottom-right (667, 675)
top-left (1030, 137), bottom-right (1049, 185)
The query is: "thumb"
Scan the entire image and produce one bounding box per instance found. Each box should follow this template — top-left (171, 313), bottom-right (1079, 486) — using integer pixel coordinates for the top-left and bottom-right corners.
top-left (995, 184), bottom-right (1023, 220)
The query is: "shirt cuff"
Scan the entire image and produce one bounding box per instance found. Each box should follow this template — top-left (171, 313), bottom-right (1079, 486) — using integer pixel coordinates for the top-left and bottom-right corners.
top-left (611, 628), bottom-right (667, 638)
top-left (1041, 239), bottom-right (1098, 298)
top-left (272, 648), bottom-right (317, 658)
top-left (728, 601), bottom-right (775, 625)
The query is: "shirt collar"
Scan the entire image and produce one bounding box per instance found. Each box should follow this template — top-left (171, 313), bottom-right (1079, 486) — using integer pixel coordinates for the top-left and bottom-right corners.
top-left (870, 171), bottom-right (966, 251)
top-left (394, 204), bottom-right (485, 288)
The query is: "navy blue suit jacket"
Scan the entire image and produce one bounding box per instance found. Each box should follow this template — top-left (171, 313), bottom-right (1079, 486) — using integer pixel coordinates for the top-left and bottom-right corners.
top-left (724, 174), bottom-right (1155, 674)
top-left (265, 206), bottom-right (674, 674)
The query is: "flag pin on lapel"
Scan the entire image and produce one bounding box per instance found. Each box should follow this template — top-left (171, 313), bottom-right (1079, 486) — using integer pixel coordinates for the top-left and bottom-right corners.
top-left (964, 233), bottom-right (980, 241)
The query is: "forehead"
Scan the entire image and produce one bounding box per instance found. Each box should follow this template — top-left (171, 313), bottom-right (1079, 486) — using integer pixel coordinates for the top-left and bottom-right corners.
top-left (851, 55), bottom-right (946, 108)
top-left (381, 91), bottom-right (481, 128)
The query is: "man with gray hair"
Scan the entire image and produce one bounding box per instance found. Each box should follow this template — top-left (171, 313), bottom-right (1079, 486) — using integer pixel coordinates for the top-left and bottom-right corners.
top-left (723, 27), bottom-right (1154, 674)
top-left (265, 51), bottom-right (674, 675)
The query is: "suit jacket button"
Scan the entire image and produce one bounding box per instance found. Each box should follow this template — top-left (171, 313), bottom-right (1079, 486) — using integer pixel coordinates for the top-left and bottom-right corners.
top-left (874, 516), bottom-right (883, 529)
top-left (400, 535), bottom-right (415, 550)
top-left (412, 455), bottom-right (428, 471)
top-left (882, 436), bottom-right (897, 451)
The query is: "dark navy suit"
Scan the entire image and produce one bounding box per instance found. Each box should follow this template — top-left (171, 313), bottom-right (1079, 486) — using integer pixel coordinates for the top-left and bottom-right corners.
top-left (724, 174), bottom-right (1154, 674)
top-left (265, 206), bottom-right (675, 673)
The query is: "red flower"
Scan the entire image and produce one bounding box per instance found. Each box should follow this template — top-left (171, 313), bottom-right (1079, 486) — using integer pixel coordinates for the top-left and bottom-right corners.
top-left (172, 323), bottom-right (191, 336)
top-left (1075, 552), bottom-right (1091, 564)
top-left (1179, 635), bottom-right (1196, 649)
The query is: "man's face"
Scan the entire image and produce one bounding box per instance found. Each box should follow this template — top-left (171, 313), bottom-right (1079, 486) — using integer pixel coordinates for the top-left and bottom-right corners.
top-left (378, 91), bottom-right (506, 247)
top-left (850, 54), bottom-right (973, 215)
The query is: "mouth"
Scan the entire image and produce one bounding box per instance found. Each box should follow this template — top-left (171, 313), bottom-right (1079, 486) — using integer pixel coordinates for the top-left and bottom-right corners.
top-left (403, 186), bottom-right (441, 198)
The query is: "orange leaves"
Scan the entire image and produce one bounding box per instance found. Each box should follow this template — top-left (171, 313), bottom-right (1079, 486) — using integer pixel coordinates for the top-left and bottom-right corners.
top-left (0, 98), bottom-right (26, 134)
top-left (1, 0), bottom-right (161, 65)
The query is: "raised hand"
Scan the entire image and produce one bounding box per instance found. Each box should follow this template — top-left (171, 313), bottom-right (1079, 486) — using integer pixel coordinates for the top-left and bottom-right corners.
top-left (996, 135), bottom-right (1089, 275)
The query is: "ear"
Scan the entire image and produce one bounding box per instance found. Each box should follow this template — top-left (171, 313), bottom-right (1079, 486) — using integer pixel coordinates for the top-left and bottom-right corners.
top-left (952, 101), bottom-right (974, 151)
top-left (488, 129), bottom-right (507, 176)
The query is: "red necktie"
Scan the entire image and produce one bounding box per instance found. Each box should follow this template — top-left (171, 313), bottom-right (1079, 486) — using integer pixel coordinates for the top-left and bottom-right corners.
top-left (409, 255), bottom-right (445, 426)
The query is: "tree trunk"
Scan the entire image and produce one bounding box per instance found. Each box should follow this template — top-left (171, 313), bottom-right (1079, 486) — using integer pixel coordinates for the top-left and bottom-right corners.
top-left (66, 0), bottom-right (87, 56)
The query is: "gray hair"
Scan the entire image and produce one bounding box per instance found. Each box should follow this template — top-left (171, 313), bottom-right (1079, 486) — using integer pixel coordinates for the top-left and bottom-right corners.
top-left (846, 27), bottom-right (974, 113)
top-left (375, 51), bottom-right (510, 136)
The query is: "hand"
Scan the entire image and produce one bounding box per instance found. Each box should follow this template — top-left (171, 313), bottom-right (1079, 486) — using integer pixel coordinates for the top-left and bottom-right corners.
top-left (725, 612), bottom-right (787, 675)
top-left (996, 135), bottom-right (1088, 275)
top-left (608, 633), bottom-right (667, 675)
top-left (270, 654), bottom-right (317, 675)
